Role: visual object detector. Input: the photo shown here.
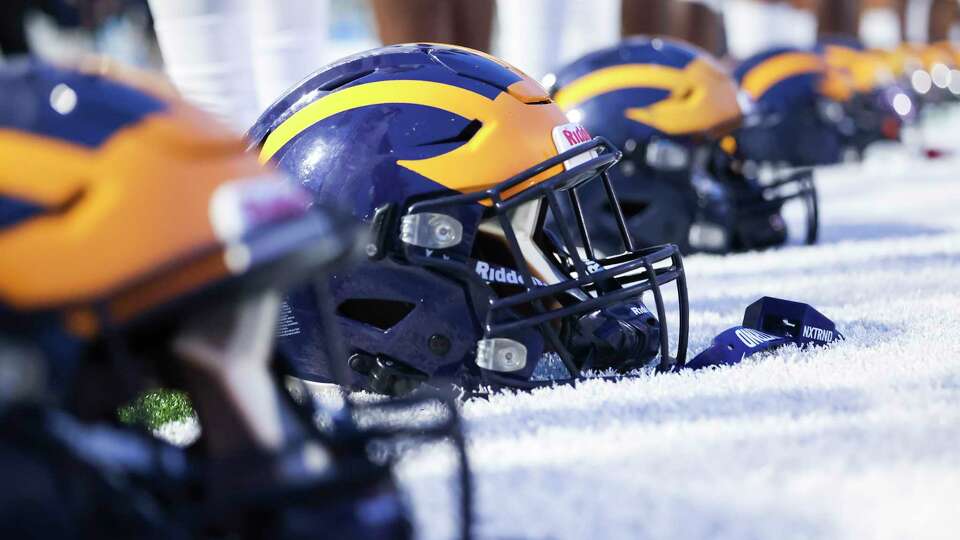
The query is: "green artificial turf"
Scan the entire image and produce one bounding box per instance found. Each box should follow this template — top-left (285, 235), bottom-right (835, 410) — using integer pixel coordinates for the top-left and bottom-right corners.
top-left (118, 389), bottom-right (194, 429)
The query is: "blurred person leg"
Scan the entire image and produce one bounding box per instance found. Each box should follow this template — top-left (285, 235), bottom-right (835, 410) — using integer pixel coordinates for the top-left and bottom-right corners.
top-left (671, 1), bottom-right (725, 55)
top-left (149, 0), bottom-right (330, 130)
top-left (903, 0), bottom-right (933, 41)
top-left (928, 0), bottom-right (959, 41)
top-left (452, 0), bottom-right (495, 51)
top-left (860, 0), bottom-right (906, 48)
top-left (817, 0), bottom-right (862, 40)
top-left (622, 0), bottom-right (724, 55)
top-left (250, 0), bottom-right (330, 111)
top-left (371, 0), bottom-right (493, 51)
top-left (496, 0), bottom-right (570, 78)
top-left (724, 0), bottom-right (818, 59)
top-left (621, 0), bottom-right (670, 36)
top-left (371, 0), bottom-right (455, 45)
top-left (148, 0), bottom-right (260, 129)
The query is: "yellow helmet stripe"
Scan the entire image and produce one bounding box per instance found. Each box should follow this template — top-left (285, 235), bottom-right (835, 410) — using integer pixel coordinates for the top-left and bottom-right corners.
top-left (260, 79), bottom-right (569, 197)
top-left (0, 130), bottom-right (93, 206)
top-left (552, 59), bottom-right (741, 136)
top-left (625, 59), bottom-right (742, 135)
top-left (260, 80), bottom-right (493, 163)
top-left (740, 52), bottom-right (825, 100)
top-left (554, 59), bottom-right (741, 135)
top-left (552, 63), bottom-right (685, 110)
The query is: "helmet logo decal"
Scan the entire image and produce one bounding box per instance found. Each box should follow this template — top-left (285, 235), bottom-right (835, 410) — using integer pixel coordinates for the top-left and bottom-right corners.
top-left (551, 123), bottom-right (598, 170)
top-left (554, 60), bottom-right (742, 136)
top-left (258, 80), bottom-right (494, 163)
top-left (261, 79), bottom-right (569, 197)
top-left (741, 52), bottom-right (826, 100)
top-left (474, 260), bottom-right (546, 287)
top-left (554, 63), bottom-right (686, 109)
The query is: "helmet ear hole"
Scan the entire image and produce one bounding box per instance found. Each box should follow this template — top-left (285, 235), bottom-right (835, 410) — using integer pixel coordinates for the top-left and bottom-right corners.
top-left (471, 230), bottom-right (518, 270)
top-left (337, 299), bottom-right (416, 331)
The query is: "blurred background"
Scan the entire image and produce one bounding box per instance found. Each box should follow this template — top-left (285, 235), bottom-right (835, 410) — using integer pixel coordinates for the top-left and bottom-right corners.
top-left (3, 0), bottom-right (958, 128)
top-left (6, 1), bottom-right (959, 73)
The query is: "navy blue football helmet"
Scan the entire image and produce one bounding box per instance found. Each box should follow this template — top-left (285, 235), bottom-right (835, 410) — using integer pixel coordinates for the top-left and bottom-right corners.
top-left (820, 43), bottom-right (911, 156)
top-left (547, 38), bottom-right (818, 254)
top-left (734, 46), bottom-right (855, 166)
top-left (249, 44), bottom-right (690, 395)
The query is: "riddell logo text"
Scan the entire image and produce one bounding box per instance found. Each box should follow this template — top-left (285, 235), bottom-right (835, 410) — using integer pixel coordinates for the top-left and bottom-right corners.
top-left (802, 326), bottom-right (834, 342)
top-left (562, 125), bottom-right (591, 146)
top-left (475, 261), bottom-right (545, 287)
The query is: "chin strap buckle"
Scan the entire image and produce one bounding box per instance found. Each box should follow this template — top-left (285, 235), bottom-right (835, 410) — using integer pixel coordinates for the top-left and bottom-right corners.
top-left (348, 352), bottom-right (428, 396)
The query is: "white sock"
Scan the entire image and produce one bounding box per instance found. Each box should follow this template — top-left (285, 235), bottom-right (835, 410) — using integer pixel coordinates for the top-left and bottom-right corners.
top-left (495, 0), bottom-right (572, 80)
top-left (148, 0), bottom-right (259, 130)
top-left (777, 3), bottom-right (817, 49)
top-left (723, 0), bottom-right (816, 59)
top-left (860, 8), bottom-right (903, 49)
top-left (249, 0), bottom-right (329, 112)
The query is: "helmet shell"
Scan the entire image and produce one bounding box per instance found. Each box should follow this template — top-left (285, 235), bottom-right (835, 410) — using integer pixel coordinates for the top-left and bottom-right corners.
top-left (734, 47), bottom-right (850, 166)
top-left (548, 38), bottom-right (744, 252)
top-left (0, 59), bottom-right (347, 398)
top-left (253, 44), bottom-right (688, 390)
top-left (251, 44), bottom-right (583, 388)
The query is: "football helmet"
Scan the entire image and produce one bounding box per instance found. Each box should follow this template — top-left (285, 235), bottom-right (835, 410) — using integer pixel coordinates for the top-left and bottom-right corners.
top-left (734, 46), bottom-right (855, 166)
top-left (915, 43), bottom-right (957, 100)
top-left (820, 44), bottom-right (908, 153)
top-left (0, 59), bottom-right (353, 400)
top-left (249, 44), bottom-right (690, 395)
top-left (874, 45), bottom-right (923, 81)
top-left (887, 43), bottom-right (956, 107)
top-left (0, 59), bottom-right (455, 539)
top-left (548, 38), bottom-right (817, 254)
top-left (932, 41), bottom-right (960, 94)
top-left (873, 45), bottom-right (929, 116)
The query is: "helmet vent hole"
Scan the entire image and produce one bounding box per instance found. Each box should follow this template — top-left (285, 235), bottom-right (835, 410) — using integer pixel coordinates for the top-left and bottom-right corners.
top-left (419, 119), bottom-right (483, 146)
top-left (50, 188), bottom-right (86, 216)
top-left (319, 69), bottom-right (376, 91)
top-left (337, 299), bottom-right (416, 331)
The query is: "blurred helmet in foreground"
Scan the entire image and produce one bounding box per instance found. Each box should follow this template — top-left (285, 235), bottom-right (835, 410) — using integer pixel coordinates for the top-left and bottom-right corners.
top-left (0, 59), bottom-right (418, 539)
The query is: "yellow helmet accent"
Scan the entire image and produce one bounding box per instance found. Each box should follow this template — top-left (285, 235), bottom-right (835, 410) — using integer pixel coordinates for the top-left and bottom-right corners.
top-left (823, 46), bottom-right (895, 93)
top-left (261, 78), bottom-right (569, 201)
top-left (553, 58), bottom-right (741, 137)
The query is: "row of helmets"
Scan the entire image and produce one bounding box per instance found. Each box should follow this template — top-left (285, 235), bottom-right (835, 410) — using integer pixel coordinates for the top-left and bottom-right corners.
top-left (8, 35), bottom-right (951, 540)
top-left (253, 38), bottom-right (957, 396)
top-left (244, 39), bottom-right (825, 395)
top-left (7, 38), bottom-right (942, 409)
